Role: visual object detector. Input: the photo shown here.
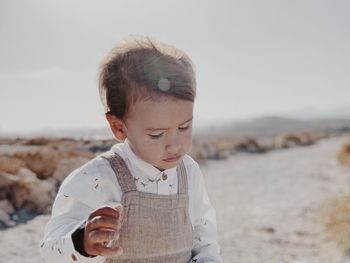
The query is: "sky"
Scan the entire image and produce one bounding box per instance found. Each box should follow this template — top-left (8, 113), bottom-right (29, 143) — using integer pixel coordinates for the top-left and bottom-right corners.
top-left (1, 0), bottom-right (350, 134)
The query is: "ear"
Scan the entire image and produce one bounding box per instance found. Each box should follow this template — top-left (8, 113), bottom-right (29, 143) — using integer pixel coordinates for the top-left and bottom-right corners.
top-left (105, 113), bottom-right (127, 141)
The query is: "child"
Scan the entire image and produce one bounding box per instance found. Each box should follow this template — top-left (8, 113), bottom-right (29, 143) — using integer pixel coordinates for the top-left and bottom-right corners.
top-left (40, 36), bottom-right (223, 263)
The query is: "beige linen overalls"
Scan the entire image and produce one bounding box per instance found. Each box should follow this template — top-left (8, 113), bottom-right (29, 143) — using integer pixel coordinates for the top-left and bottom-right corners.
top-left (102, 152), bottom-right (194, 263)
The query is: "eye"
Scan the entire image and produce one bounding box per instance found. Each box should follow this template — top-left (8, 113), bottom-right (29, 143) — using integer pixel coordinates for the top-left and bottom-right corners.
top-left (179, 125), bottom-right (190, 131)
top-left (148, 133), bottom-right (164, 140)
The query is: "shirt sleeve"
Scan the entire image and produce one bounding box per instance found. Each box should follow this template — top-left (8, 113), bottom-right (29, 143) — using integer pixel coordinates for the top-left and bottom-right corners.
top-left (39, 159), bottom-right (121, 263)
top-left (39, 194), bottom-right (105, 263)
top-left (188, 160), bottom-right (223, 263)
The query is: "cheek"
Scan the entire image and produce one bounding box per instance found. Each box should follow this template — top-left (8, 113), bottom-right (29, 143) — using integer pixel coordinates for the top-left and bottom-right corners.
top-left (182, 132), bottom-right (193, 151)
top-left (138, 138), bottom-right (163, 157)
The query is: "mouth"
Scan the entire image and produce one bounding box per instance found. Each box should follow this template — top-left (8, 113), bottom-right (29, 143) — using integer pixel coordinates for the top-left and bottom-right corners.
top-left (163, 155), bottom-right (181, 162)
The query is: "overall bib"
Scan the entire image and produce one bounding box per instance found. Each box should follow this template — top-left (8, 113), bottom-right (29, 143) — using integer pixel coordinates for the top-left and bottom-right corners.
top-left (102, 152), bottom-right (194, 263)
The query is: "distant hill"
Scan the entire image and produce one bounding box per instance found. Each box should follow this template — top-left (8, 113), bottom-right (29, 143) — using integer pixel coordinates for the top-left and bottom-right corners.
top-left (195, 116), bottom-right (350, 138)
top-left (287, 104), bottom-right (350, 120)
top-left (1, 116), bottom-right (350, 140)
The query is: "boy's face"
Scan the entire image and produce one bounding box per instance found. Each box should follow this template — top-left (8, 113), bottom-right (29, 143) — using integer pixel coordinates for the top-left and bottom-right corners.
top-left (120, 98), bottom-right (193, 170)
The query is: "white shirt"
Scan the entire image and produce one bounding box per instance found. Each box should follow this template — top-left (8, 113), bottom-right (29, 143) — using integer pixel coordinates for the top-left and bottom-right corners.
top-left (39, 139), bottom-right (223, 263)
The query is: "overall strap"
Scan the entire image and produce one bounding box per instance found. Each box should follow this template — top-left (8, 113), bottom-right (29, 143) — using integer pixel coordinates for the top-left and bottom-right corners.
top-left (101, 152), bottom-right (137, 193)
top-left (176, 160), bottom-right (188, 195)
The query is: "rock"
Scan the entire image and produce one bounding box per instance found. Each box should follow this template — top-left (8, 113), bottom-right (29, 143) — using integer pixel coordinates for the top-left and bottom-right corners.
top-left (53, 157), bottom-right (90, 182)
top-left (14, 147), bottom-right (60, 179)
top-left (275, 132), bottom-right (315, 149)
top-left (0, 208), bottom-right (15, 227)
top-left (0, 172), bottom-right (18, 199)
top-left (0, 208), bottom-right (11, 226)
top-left (14, 147), bottom-right (94, 179)
top-left (0, 172), bottom-right (18, 188)
top-left (0, 199), bottom-right (15, 214)
top-left (8, 168), bottom-right (56, 212)
top-left (0, 154), bottom-right (27, 174)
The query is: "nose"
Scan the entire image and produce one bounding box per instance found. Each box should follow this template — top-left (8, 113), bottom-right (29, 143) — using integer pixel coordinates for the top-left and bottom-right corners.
top-left (165, 133), bottom-right (181, 155)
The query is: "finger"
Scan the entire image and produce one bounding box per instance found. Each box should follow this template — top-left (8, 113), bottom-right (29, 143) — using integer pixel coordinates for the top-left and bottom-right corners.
top-left (88, 205), bottom-right (123, 220)
top-left (115, 204), bottom-right (123, 216)
top-left (92, 243), bottom-right (123, 258)
top-left (88, 229), bottom-right (119, 243)
top-left (86, 215), bottom-right (120, 231)
top-left (115, 206), bottom-right (123, 227)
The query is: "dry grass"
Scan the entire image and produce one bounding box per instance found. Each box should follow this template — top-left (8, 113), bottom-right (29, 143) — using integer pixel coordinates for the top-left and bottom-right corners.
top-left (337, 143), bottom-right (350, 166)
top-left (323, 194), bottom-right (350, 253)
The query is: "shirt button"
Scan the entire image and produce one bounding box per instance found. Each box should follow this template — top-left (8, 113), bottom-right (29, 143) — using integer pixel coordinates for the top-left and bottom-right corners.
top-left (162, 173), bottom-right (168, 181)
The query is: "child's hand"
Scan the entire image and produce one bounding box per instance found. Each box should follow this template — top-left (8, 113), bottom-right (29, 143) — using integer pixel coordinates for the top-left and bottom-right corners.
top-left (83, 205), bottom-right (124, 258)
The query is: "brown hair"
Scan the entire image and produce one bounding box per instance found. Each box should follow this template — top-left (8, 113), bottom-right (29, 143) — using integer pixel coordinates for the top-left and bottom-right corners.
top-left (98, 36), bottom-right (196, 120)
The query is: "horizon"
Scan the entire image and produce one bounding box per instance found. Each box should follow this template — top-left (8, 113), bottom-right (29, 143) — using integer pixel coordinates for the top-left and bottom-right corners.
top-left (1, 0), bottom-right (350, 134)
top-left (1, 111), bottom-right (350, 139)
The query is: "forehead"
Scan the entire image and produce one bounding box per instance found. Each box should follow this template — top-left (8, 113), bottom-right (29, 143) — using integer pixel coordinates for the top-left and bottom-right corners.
top-left (126, 99), bottom-right (194, 128)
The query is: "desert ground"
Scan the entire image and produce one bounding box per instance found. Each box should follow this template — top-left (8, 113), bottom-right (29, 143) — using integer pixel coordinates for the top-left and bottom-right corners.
top-left (1, 135), bottom-right (350, 263)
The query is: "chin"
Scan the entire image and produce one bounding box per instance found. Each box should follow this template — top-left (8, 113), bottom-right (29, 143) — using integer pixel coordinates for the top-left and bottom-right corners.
top-left (153, 160), bottom-right (179, 171)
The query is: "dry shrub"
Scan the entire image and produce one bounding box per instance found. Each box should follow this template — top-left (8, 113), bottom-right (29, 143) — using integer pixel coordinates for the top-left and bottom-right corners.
top-left (337, 143), bottom-right (350, 166)
top-left (14, 147), bottom-right (94, 179)
top-left (232, 137), bottom-right (265, 153)
top-left (23, 137), bottom-right (51, 146)
top-left (199, 142), bottom-right (229, 160)
top-left (324, 194), bottom-right (350, 252)
top-left (213, 137), bottom-right (237, 153)
top-left (46, 138), bottom-right (80, 149)
top-left (53, 157), bottom-right (91, 182)
top-left (23, 137), bottom-right (89, 149)
top-left (14, 147), bottom-right (60, 179)
top-left (0, 155), bottom-right (26, 174)
top-left (60, 150), bottom-right (94, 160)
top-left (0, 138), bottom-right (24, 145)
top-left (213, 136), bottom-right (266, 154)
top-left (189, 136), bottom-right (267, 161)
top-left (275, 132), bottom-right (315, 149)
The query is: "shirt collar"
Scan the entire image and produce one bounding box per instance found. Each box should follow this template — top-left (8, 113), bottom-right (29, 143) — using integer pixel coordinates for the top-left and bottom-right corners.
top-left (113, 138), bottom-right (178, 180)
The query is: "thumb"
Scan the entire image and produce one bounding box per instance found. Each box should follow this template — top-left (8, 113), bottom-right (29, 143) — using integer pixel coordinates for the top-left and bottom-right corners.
top-left (115, 204), bottom-right (124, 216)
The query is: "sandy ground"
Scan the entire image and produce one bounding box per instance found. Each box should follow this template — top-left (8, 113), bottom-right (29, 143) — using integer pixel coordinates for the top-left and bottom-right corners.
top-left (1, 135), bottom-right (349, 262)
top-left (204, 135), bottom-right (350, 263)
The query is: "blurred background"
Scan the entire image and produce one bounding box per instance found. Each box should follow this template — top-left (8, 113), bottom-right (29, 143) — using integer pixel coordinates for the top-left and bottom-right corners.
top-left (1, 0), bottom-right (350, 262)
top-left (1, 0), bottom-right (350, 136)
